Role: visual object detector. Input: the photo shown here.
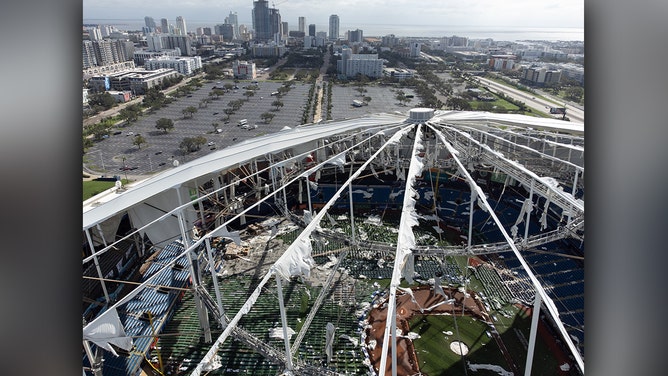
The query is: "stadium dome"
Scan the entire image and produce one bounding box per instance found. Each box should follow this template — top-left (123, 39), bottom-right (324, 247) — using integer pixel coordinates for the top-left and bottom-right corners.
top-left (83, 109), bottom-right (584, 376)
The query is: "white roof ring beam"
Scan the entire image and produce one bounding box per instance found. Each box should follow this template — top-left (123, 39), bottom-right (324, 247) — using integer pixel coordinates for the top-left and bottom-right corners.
top-left (83, 113), bottom-right (407, 228)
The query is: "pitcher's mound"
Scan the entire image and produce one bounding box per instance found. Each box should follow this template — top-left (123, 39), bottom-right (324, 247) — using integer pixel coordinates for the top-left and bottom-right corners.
top-left (450, 341), bottom-right (469, 355)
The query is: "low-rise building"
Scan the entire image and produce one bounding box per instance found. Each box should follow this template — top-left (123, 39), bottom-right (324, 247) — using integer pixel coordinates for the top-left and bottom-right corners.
top-left (521, 66), bottom-right (562, 86)
top-left (107, 90), bottom-right (132, 102)
top-left (251, 43), bottom-right (287, 57)
top-left (88, 68), bottom-right (179, 94)
top-left (145, 56), bottom-right (202, 75)
top-left (383, 68), bottom-right (415, 80)
top-left (232, 60), bottom-right (257, 79)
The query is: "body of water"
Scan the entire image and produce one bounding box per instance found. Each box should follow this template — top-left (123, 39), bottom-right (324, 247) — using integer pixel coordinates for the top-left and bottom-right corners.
top-left (84, 18), bottom-right (583, 42)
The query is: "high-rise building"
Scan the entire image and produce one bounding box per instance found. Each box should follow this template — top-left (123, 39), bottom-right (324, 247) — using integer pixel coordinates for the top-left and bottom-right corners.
top-left (410, 42), bottom-right (421, 58)
top-left (282, 22), bottom-right (289, 37)
top-left (269, 7), bottom-right (282, 42)
top-left (298, 16), bottom-right (305, 33)
top-left (215, 24), bottom-right (235, 42)
top-left (88, 26), bottom-right (103, 41)
top-left (161, 18), bottom-right (169, 34)
top-left (329, 14), bottom-right (339, 41)
top-left (226, 12), bottom-right (239, 40)
top-left (82, 40), bottom-right (98, 68)
top-left (146, 34), bottom-right (164, 52)
top-left (253, 0), bottom-right (271, 41)
top-left (348, 29), bottom-right (363, 43)
top-left (144, 16), bottom-right (156, 31)
top-left (308, 24), bottom-right (316, 37)
top-left (176, 16), bottom-right (187, 36)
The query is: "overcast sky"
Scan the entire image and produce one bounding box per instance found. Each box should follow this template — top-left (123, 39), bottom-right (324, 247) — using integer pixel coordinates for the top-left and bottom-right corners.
top-left (83, 0), bottom-right (584, 30)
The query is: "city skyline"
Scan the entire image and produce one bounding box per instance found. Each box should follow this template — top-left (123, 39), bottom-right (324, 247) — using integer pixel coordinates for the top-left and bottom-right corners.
top-left (83, 0), bottom-right (584, 32)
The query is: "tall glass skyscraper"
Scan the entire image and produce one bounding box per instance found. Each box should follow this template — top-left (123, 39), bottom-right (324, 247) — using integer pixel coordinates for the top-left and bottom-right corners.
top-left (329, 14), bottom-right (339, 41)
top-left (298, 16), bottom-right (305, 33)
top-left (253, 0), bottom-right (271, 41)
top-left (160, 18), bottom-right (169, 34)
top-left (176, 16), bottom-right (187, 36)
top-left (226, 11), bottom-right (239, 40)
top-left (144, 16), bottom-right (157, 31)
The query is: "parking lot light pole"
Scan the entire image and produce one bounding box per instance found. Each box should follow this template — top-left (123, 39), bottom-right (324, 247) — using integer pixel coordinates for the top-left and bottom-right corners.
top-left (97, 149), bottom-right (105, 173)
top-left (122, 156), bottom-right (128, 182)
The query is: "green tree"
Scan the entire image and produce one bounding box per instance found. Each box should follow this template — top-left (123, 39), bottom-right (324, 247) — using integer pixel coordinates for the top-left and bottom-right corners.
top-left (243, 90), bottom-right (255, 101)
top-left (179, 136), bottom-right (207, 154)
top-left (210, 88), bottom-right (225, 99)
top-left (446, 97), bottom-right (472, 111)
top-left (228, 99), bottom-right (244, 111)
top-left (118, 108), bottom-right (134, 126)
top-left (271, 100), bottom-right (284, 111)
top-left (211, 122), bottom-right (220, 133)
top-left (565, 86), bottom-right (584, 103)
top-left (260, 112), bottom-right (275, 123)
top-left (182, 106), bottom-right (198, 118)
top-left (89, 92), bottom-right (117, 110)
top-left (132, 134), bottom-right (147, 150)
top-left (223, 108), bottom-right (235, 120)
top-left (395, 90), bottom-right (407, 106)
top-left (363, 96), bottom-right (372, 105)
top-left (155, 118), bottom-right (174, 133)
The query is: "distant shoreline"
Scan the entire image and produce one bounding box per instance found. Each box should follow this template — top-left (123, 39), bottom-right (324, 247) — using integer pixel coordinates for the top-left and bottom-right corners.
top-left (83, 19), bottom-right (583, 42)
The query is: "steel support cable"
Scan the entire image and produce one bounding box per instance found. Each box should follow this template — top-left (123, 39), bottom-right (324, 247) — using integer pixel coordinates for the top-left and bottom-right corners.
top-left (190, 124), bottom-right (415, 376)
top-left (454, 124), bottom-right (584, 173)
top-left (441, 124), bottom-right (583, 215)
top-left (82, 122), bottom-right (403, 265)
top-left (378, 124), bottom-right (424, 376)
top-left (427, 123), bottom-right (584, 374)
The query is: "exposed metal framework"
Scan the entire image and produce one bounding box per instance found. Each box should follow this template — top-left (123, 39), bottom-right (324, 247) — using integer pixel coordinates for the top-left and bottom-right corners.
top-left (82, 109), bottom-right (584, 376)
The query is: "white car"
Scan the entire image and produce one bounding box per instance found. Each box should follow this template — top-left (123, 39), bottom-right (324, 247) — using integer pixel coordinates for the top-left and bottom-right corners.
top-left (207, 141), bottom-right (215, 146)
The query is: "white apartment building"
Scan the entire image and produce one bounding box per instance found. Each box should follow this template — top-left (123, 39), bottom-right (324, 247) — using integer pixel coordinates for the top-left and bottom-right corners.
top-left (338, 47), bottom-right (383, 78)
top-left (145, 56), bottom-right (202, 75)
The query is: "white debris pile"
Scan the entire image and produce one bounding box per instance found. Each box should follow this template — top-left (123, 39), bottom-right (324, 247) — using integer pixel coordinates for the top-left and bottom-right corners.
top-left (268, 327), bottom-right (296, 340)
top-left (467, 362), bottom-right (513, 376)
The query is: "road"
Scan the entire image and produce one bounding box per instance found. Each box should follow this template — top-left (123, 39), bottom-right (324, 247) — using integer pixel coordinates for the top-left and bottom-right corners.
top-left (475, 76), bottom-right (585, 124)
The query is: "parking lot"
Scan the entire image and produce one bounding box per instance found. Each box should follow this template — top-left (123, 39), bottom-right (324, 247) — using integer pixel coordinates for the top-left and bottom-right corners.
top-left (85, 79), bottom-right (418, 177)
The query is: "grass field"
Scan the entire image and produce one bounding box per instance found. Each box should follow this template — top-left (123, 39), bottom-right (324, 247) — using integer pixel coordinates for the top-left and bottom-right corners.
top-left (83, 179), bottom-right (127, 201)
